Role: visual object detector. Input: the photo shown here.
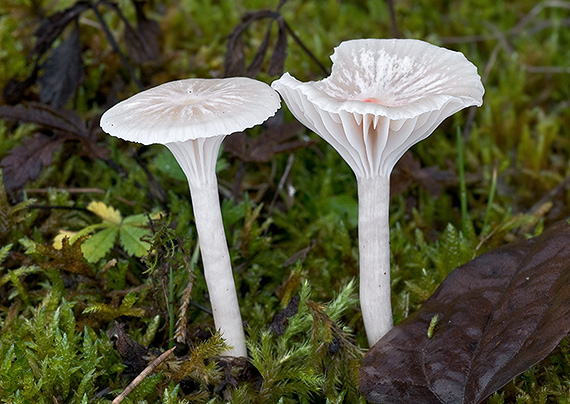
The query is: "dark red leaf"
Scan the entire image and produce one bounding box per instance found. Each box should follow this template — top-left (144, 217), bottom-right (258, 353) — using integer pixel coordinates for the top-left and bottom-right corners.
top-left (38, 21), bottom-right (84, 108)
top-left (270, 295), bottom-right (300, 335)
top-left (224, 120), bottom-right (314, 163)
top-left (268, 17), bottom-right (287, 76)
top-left (0, 102), bottom-right (87, 136)
top-left (0, 133), bottom-right (67, 191)
top-left (112, 321), bottom-right (149, 378)
top-left (360, 220), bottom-right (570, 404)
top-left (390, 153), bottom-right (455, 197)
top-left (124, 1), bottom-right (162, 64)
top-left (2, 70), bottom-right (39, 105)
top-left (33, 3), bottom-right (88, 57)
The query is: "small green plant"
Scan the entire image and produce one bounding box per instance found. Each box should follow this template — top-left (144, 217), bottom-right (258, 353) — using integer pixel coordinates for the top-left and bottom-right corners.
top-left (54, 201), bottom-right (162, 263)
top-left (83, 291), bottom-right (146, 322)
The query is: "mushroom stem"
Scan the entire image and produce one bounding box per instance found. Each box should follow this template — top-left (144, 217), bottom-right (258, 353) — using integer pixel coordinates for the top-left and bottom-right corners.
top-left (189, 182), bottom-right (247, 358)
top-left (166, 138), bottom-right (247, 358)
top-left (357, 175), bottom-right (393, 347)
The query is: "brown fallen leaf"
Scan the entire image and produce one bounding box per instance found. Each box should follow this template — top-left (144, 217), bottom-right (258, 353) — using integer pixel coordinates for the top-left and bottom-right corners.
top-left (360, 220), bottom-right (570, 404)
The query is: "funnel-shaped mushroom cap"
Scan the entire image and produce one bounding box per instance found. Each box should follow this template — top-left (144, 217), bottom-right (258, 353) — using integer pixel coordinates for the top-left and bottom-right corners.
top-left (101, 77), bottom-right (281, 145)
top-left (272, 39), bottom-right (484, 178)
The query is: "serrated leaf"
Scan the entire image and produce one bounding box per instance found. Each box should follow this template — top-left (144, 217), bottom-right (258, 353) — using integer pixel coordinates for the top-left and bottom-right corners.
top-left (81, 227), bottom-right (118, 263)
top-left (0, 133), bottom-right (67, 191)
top-left (32, 3), bottom-right (88, 56)
top-left (87, 201), bottom-right (122, 224)
top-left (119, 224), bottom-right (151, 257)
top-left (360, 220), bottom-right (570, 404)
top-left (122, 213), bottom-right (148, 226)
top-left (122, 211), bottom-right (163, 226)
top-left (0, 102), bottom-right (87, 136)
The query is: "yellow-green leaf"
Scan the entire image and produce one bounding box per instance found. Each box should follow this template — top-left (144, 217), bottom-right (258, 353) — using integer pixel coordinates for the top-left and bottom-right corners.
top-left (119, 224), bottom-right (151, 257)
top-left (81, 227), bottom-right (119, 263)
top-left (87, 201), bottom-right (122, 224)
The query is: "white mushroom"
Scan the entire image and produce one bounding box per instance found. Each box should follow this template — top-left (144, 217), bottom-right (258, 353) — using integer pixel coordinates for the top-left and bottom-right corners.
top-left (272, 38), bottom-right (484, 347)
top-left (101, 78), bottom-right (281, 357)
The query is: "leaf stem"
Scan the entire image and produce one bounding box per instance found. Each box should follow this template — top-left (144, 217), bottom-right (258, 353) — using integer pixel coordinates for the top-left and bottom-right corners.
top-left (457, 127), bottom-right (470, 235)
top-left (481, 166), bottom-right (498, 236)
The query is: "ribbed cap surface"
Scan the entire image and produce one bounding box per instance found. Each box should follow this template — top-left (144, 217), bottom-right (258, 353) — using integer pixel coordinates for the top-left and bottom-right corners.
top-left (101, 77), bottom-right (281, 145)
top-left (272, 39), bottom-right (484, 177)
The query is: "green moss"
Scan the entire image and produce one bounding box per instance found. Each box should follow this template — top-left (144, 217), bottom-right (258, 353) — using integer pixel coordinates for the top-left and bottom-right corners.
top-left (1, 0), bottom-right (570, 401)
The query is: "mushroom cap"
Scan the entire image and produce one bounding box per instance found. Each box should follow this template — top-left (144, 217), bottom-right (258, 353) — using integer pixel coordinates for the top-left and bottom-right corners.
top-left (272, 38), bottom-right (485, 177)
top-left (101, 77), bottom-right (281, 145)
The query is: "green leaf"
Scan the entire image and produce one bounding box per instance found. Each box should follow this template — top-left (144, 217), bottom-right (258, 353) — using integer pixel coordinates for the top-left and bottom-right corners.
top-left (324, 194), bottom-right (358, 227)
top-left (122, 213), bottom-right (149, 226)
top-left (119, 224), bottom-right (151, 257)
top-left (153, 149), bottom-right (186, 182)
top-left (81, 227), bottom-right (118, 263)
top-left (123, 211), bottom-right (163, 226)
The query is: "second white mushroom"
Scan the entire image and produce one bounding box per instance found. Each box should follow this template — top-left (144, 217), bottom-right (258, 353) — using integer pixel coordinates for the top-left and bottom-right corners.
top-left (272, 38), bottom-right (484, 347)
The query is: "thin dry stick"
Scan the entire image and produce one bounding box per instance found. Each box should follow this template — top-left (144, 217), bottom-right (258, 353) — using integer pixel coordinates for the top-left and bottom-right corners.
top-left (440, 0), bottom-right (570, 44)
top-left (25, 187), bottom-right (106, 194)
top-left (112, 347), bottom-right (176, 404)
top-left (267, 153), bottom-right (295, 217)
top-left (527, 173), bottom-right (570, 215)
top-left (282, 19), bottom-right (329, 75)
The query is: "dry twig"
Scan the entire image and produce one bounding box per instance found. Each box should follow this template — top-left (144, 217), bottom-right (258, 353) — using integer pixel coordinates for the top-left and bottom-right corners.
top-left (111, 347), bottom-right (176, 404)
